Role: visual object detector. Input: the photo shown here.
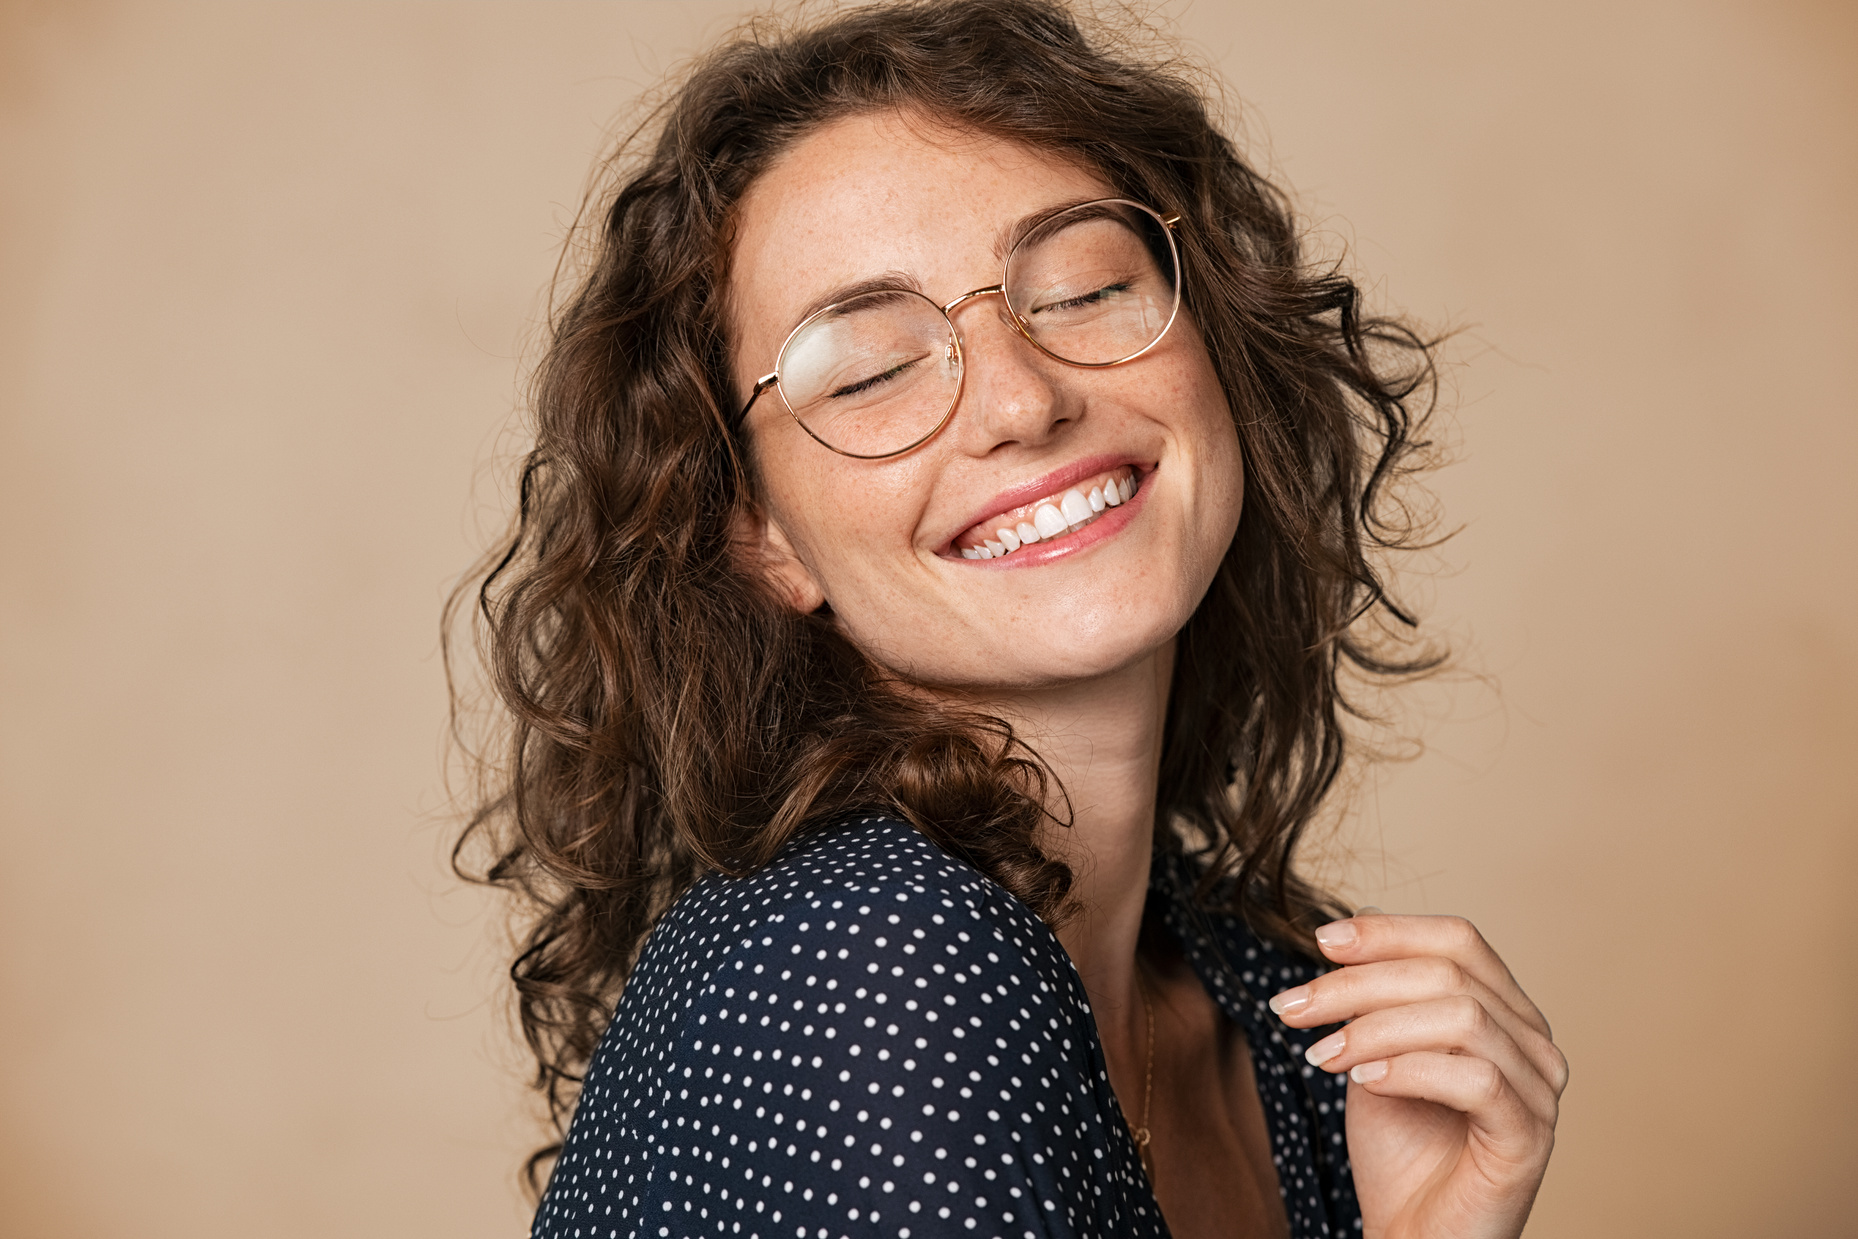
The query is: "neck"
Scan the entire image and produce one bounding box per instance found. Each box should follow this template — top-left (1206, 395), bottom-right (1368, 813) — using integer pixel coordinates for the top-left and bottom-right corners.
top-left (959, 641), bottom-right (1174, 1022)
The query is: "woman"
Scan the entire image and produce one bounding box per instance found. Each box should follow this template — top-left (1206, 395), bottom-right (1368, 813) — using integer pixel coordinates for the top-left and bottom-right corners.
top-left (454, 2), bottom-right (1566, 1236)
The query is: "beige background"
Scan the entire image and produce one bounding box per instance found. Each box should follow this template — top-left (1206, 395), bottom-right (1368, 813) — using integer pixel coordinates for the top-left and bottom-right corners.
top-left (2, 1), bottom-right (1853, 1235)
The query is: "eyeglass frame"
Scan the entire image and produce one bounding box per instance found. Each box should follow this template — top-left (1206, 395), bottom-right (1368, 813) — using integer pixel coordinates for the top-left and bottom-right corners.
top-left (733, 198), bottom-right (1184, 460)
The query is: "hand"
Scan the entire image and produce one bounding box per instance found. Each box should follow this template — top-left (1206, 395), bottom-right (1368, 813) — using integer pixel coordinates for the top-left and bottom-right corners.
top-left (1269, 913), bottom-right (1566, 1239)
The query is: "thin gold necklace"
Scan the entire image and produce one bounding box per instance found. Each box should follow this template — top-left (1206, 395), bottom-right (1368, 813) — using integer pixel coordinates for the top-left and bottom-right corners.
top-left (1128, 969), bottom-right (1157, 1181)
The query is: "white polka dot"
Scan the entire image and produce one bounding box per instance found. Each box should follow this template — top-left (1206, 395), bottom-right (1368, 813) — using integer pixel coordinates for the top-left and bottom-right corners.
top-left (531, 817), bottom-right (1358, 1238)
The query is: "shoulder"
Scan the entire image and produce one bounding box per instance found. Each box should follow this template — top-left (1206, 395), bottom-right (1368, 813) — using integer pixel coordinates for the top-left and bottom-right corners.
top-left (638, 813), bottom-right (1075, 1000)
top-left (536, 815), bottom-right (1158, 1238)
top-left (649, 812), bottom-right (1095, 1086)
top-left (621, 815), bottom-right (1092, 1085)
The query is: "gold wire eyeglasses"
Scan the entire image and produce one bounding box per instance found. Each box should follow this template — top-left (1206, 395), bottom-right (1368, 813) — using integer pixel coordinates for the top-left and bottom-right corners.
top-left (735, 198), bottom-right (1183, 459)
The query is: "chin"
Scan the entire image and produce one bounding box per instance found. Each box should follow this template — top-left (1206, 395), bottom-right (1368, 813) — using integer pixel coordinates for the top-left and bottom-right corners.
top-left (895, 611), bottom-right (1183, 692)
top-left (1025, 632), bottom-right (1176, 686)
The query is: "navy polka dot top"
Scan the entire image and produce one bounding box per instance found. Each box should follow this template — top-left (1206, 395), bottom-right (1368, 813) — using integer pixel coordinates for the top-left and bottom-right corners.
top-left (533, 815), bottom-right (1360, 1239)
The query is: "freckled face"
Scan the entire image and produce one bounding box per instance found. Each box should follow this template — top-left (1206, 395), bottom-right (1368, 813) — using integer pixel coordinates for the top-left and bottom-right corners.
top-left (730, 111), bottom-right (1242, 691)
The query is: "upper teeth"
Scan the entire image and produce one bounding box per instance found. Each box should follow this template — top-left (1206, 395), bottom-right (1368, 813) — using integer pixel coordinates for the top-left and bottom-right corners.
top-left (957, 471), bottom-right (1138, 560)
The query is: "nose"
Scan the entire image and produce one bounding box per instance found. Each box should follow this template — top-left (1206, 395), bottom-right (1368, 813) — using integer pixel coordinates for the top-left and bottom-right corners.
top-left (944, 289), bottom-right (1074, 454)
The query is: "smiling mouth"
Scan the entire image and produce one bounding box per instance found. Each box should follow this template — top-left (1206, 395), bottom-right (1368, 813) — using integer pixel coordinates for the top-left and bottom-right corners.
top-left (952, 466), bottom-right (1141, 560)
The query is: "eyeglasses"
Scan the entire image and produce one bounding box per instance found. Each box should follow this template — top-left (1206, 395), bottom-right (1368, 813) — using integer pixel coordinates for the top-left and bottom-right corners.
top-left (736, 198), bottom-right (1182, 459)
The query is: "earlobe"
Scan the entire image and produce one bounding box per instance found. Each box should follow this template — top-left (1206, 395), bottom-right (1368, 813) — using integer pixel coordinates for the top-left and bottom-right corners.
top-left (730, 504), bottom-right (827, 614)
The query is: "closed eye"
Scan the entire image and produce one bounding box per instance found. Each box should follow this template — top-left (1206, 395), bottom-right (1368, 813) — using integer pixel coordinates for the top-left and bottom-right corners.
top-left (828, 354), bottom-right (927, 399)
top-left (1033, 281), bottom-right (1132, 314)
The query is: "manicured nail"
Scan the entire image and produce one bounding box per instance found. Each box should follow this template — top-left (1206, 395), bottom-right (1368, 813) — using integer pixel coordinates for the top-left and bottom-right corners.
top-left (1269, 985), bottom-right (1313, 1016)
top-left (1305, 1031), bottom-right (1346, 1068)
top-left (1314, 919), bottom-right (1358, 950)
top-left (1350, 1060), bottom-right (1389, 1084)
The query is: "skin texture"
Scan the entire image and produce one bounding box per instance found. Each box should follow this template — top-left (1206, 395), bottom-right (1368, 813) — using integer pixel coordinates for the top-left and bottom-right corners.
top-left (731, 110), bottom-right (1562, 1239)
top-left (730, 113), bottom-right (1242, 692)
top-left (1270, 914), bottom-right (1569, 1239)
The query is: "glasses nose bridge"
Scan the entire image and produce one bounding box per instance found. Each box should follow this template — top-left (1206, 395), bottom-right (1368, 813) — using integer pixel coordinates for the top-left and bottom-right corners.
top-left (940, 283), bottom-right (1007, 318)
top-left (940, 283), bottom-right (1036, 360)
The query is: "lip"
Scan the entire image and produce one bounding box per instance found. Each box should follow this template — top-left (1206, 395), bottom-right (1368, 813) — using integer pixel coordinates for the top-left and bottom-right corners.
top-left (971, 474), bottom-right (1149, 568)
top-left (938, 455), bottom-right (1155, 569)
top-left (941, 453), bottom-right (1151, 551)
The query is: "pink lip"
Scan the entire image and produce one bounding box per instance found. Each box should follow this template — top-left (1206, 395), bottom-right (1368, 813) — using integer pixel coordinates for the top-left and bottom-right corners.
top-left (944, 453), bottom-right (1150, 549)
top-left (972, 478), bottom-right (1149, 568)
top-left (940, 456), bottom-right (1154, 570)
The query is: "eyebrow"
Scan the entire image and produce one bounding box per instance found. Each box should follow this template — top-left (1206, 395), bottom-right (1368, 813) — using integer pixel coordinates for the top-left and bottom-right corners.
top-left (992, 195), bottom-right (1101, 262)
top-left (788, 271), bottom-right (927, 328)
top-left (780, 195), bottom-right (1109, 329)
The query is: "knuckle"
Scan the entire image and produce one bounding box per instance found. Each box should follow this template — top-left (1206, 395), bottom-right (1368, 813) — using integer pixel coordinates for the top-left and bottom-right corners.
top-left (1429, 957), bottom-right (1469, 993)
top-left (1550, 1047), bottom-right (1571, 1093)
top-left (1444, 915), bottom-right (1484, 952)
top-left (1473, 1058), bottom-right (1506, 1105)
top-left (1512, 1114), bottom-right (1553, 1160)
top-left (1446, 994), bottom-right (1486, 1037)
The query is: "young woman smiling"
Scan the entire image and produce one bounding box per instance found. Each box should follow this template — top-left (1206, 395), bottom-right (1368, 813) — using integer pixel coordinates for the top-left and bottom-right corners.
top-left (454, 3), bottom-right (1566, 1237)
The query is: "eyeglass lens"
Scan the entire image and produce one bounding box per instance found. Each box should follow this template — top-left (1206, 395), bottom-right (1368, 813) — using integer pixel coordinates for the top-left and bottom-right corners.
top-left (774, 200), bottom-right (1178, 458)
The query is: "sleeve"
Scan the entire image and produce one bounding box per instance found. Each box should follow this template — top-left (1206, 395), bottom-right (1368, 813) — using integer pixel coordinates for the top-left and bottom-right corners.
top-left (630, 878), bottom-right (1158, 1239)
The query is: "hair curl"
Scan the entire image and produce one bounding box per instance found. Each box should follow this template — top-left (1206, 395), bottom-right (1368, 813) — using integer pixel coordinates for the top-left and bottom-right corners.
top-left (447, 0), bottom-right (1440, 1191)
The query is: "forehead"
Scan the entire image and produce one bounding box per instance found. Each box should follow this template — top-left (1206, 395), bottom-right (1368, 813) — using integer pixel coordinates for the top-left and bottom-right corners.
top-left (729, 111), bottom-right (1115, 348)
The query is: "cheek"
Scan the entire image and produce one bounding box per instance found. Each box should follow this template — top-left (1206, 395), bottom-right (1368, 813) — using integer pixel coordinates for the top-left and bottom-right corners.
top-left (1151, 339), bottom-right (1244, 559)
top-left (756, 436), bottom-right (921, 594)
top-left (1204, 412), bottom-right (1245, 547)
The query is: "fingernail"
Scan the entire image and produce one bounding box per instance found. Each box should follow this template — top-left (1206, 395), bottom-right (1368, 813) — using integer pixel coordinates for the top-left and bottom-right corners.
top-left (1268, 985), bottom-right (1313, 1016)
top-left (1350, 1060), bottom-right (1389, 1084)
top-left (1314, 919), bottom-right (1358, 950)
top-left (1354, 905), bottom-right (1383, 916)
top-left (1304, 1031), bottom-right (1346, 1068)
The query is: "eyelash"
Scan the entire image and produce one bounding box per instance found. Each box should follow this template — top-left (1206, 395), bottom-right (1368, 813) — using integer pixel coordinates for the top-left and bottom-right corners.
top-left (828, 356), bottom-right (922, 399)
top-left (819, 274), bottom-right (1135, 400)
top-left (1037, 281), bottom-right (1131, 313)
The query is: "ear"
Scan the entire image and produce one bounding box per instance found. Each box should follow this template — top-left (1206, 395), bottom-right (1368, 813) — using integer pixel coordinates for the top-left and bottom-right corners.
top-left (730, 501), bottom-right (827, 614)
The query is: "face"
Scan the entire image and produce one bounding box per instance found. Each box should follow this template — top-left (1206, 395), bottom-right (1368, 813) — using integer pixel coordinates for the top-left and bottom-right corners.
top-left (730, 111), bottom-right (1242, 692)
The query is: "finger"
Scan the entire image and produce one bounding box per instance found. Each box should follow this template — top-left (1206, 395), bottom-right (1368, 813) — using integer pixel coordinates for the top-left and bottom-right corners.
top-left (1311, 913), bottom-right (1553, 1041)
top-left (1270, 957), bottom-right (1568, 1097)
top-left (1345, 1050), bottom-right (1552, 1164)
top-left (1301, 996), bottom-right (1560, 1123)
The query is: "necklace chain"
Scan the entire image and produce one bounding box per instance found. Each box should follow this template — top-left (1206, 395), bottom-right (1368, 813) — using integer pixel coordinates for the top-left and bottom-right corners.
top-left (1129, 969), bottom-right (1157, 1181)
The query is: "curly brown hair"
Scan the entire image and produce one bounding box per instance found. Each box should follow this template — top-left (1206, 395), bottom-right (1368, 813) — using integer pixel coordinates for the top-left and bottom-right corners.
top-left (447, 0), bottom-right (1439, 1189)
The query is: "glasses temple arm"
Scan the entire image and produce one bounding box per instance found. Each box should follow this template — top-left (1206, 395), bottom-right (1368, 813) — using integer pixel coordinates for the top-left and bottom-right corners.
top-left (735, 372), bottom-right (779, 427)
